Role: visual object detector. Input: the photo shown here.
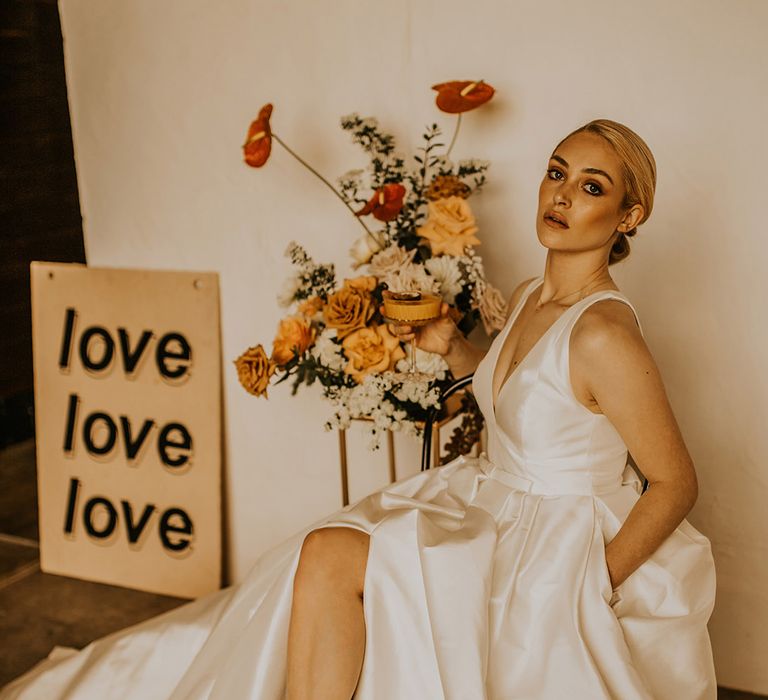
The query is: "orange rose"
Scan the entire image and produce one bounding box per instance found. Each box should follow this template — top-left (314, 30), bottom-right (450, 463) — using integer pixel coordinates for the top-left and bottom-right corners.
top-left (234, 345), bottom-right (275, 397)
top-left (417, 196), bottom-right (480, 256)
top-left (323, 279), bottom-right (375, 338)
top-left (342, 324), bottom-right (406, 383)
top-left (298, 296), bottom-right (324, 320)
top-left (271, 316), bottom-right (316, 366)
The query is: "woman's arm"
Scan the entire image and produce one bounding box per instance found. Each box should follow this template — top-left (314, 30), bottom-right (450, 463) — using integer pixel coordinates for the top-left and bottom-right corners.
top-left (388, 277), bottom-right (535, 378)
top-left (571, 300), bottom-right (699, 589)
top-left (387, 304), bottom-right (484, 377)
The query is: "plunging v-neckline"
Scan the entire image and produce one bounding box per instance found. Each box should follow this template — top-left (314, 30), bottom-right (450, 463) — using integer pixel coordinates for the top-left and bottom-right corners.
top-left (490, 280), bottom-right (617, 412)
top-left (491, 279), bottom-right (551, 411)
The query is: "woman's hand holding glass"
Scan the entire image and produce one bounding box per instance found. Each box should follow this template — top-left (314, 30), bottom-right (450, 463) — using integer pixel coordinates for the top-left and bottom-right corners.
top-left (383, 302), bottom-right (457, 356)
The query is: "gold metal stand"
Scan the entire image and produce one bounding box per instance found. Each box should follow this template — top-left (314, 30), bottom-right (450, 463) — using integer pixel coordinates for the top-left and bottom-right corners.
top-left (337, 393), bottom-right (467, 507)
top-left (338, 429), bottom-right (350, 507)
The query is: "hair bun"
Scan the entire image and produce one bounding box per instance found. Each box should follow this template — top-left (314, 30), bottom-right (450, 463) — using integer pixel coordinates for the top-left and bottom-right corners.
top-left (610, 230), bottom-right (632, 265)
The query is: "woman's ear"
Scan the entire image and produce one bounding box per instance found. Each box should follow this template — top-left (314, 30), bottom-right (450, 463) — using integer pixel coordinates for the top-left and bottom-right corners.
top-left (619, 204), bottom-right (644, 232)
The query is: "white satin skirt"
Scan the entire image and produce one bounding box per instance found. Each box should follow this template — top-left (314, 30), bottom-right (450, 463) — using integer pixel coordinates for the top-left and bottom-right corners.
top-left (1, 455), bottom-right (717, 699)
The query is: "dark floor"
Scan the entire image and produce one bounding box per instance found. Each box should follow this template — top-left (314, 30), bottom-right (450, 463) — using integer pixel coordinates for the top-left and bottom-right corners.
top-left (0, 439), bottom-right (186, 689)
top-left (0, 438), bottom-right (765, 698)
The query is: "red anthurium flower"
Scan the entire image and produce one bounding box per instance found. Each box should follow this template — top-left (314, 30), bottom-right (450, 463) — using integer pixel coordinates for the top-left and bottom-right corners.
top-left (355, 183), bottom-right (406, 222)
top-left (243, 103), bottom-right (273, 167)
top-left (431, 80), bottom-right (495, 114)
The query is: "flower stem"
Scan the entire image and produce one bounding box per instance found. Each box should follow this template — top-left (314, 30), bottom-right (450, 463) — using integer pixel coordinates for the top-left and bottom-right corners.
top-left (446, 113), bottom-right (462, 159)
top-left (272, 133), bottom-right (382, 247)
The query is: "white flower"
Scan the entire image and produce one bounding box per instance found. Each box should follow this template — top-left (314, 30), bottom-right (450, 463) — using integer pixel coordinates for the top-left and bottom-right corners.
top-left (369, 244), bottom-right (416, 278)
top-left (432, 155), bottom-right (455, 172)
top-left (277, 273), bottom-right (301, 308)
top-left (459, 252), bottom-right (487, 302)
top-left (388, 263), bottom-right (439, 294)
top-left (392, 375), bottom-right (442, 409)
top-left (310, 329), bottom-right (346, 371)
top-left (349, 234), bottom-right (382, 269)
top-left (396, 346), bottom-right (449, 380)
top-left (458, 158), bottom-right (490, 171)
top-left (337, 168), bottom-right (365, 187)
top-left (368, 245), bottom-right (438, 294)
top-left (344, 374), bottom-right (391, 419)
top-left (399, 420), bottom-right (421, 439)
top-left (323, 372), bottom-right (425, 446)
top-left (424, 255), bottom-right (464, 305)
top-left (476, 282), bottom-right (508, 335)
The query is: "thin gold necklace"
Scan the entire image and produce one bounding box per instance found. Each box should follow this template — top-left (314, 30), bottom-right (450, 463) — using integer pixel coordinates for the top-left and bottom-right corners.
top-left (534, 280), bottom-right (608, 311)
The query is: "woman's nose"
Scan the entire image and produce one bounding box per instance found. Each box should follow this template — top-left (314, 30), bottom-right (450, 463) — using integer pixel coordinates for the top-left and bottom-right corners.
top-left (553, 184), bottom-right (571, 206)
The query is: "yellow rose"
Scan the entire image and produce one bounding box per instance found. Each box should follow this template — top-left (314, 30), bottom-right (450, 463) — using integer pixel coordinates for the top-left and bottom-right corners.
top-left (271, 316), bottom-right (316, 366)
top-left (417, 196), bottom-right (480, 256)
top-left (323, 278), bottom-right (375, 338)
top-left (342, 324), bottom-right (406, 383)
top-left (234, 345), bottom-right (275, 397)
top-left (345, 275), bottom-right (378, 292)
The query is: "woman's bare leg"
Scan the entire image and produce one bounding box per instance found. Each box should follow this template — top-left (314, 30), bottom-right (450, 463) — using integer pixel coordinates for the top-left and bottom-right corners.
top-left (285, 527), bottom-right (370, 700)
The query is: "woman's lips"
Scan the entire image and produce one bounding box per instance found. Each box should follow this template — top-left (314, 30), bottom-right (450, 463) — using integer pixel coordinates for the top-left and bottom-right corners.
top-left (543, 214), bottom-right (569, 229)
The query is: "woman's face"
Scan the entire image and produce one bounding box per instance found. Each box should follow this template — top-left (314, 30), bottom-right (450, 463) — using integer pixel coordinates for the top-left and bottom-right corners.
top-left (536, 131), bottom-right (638, 257)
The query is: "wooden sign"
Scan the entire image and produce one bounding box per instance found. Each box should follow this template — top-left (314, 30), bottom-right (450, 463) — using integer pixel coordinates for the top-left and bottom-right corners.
top-left (31, 263), bottom-right (222, 598)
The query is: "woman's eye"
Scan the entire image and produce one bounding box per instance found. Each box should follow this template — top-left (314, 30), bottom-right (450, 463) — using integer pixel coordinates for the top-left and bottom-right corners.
top-left (584, 182), bottom-right (602, 196)
top-left (547, 167), bottom-right (563, 180)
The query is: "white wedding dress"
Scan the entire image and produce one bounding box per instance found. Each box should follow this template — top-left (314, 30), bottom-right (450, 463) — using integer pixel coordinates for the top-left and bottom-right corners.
top-left (2, 276), bottom-right (717, 699)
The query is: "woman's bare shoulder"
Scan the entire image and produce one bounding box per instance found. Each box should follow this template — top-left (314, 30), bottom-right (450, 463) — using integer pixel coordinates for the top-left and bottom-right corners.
top-left (569, 298), bottom-right (656, 416)
top-left (571, 298), bottom-right (647, 362)
top-left (505, 276), bottom-right (539, 318)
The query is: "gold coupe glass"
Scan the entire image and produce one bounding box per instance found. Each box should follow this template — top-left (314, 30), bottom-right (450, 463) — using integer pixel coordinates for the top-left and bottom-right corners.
top-left (382, 290), bottom-right (443, 380)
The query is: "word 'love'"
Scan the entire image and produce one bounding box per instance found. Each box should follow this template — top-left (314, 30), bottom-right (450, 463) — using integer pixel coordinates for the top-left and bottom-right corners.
top-left (59, 308), bottom-right (191, 380)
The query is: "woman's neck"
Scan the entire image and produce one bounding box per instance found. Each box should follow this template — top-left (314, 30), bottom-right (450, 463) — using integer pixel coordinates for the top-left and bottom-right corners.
top-left (538, 253), bottom-right (616, 306)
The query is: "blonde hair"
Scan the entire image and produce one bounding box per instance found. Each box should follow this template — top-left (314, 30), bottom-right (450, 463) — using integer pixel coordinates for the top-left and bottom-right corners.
top-left (555, 119), bottom-right (657, 265)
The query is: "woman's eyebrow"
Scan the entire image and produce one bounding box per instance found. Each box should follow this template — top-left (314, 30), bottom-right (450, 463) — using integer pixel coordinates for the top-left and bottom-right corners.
top-left (583, 167), bottom-right (614, 185)
top-left (550, 154), bottom-right (615, 186)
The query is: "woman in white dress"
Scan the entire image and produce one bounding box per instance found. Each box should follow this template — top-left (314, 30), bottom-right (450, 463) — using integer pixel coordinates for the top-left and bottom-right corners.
top-left (1, 119), bottom-right (717, 700)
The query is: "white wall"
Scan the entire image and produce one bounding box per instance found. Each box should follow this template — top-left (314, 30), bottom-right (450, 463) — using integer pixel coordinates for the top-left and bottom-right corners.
top-left (59, 0), bottom-right (768, 692)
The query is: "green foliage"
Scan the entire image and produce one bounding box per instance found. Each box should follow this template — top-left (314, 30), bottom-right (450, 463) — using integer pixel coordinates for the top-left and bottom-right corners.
top-left (278, 353), bottom-right (355, 396)
top-left (285, 242), bottom-right (336, 302)
top-left (441, 393), bottom-right (485, 464)
top-left (340, 114), bottom-right (404, 190)
top-left (395, 124), bottom-right (444, 241)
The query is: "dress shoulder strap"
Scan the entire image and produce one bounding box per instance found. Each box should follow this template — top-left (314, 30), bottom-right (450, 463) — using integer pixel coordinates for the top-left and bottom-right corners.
top-left (561, 290), bottom-right (644, 340)
top-left (519, 276), bottom-right (545, 308)
top-left (496, 276), bottom-right (545, 335)
top-left (549, 290), bottom-right (644, 400)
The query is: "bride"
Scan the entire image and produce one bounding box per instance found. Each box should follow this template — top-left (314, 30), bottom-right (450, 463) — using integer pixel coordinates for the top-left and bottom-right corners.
top-left (1, 119), bottom-right (717, 700)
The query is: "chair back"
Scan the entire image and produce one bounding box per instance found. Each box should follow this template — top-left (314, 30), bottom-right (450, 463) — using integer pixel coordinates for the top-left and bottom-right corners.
top-left (420, 374), bottom-right (475, 472)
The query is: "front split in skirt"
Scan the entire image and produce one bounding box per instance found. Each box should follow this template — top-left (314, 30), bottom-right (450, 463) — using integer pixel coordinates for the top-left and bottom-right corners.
top-left (0, 455), bottom-right (717, 700)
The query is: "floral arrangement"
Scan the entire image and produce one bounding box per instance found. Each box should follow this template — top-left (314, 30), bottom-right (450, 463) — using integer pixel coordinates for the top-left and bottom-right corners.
top-left (235, 80), bottom-right (506, 452)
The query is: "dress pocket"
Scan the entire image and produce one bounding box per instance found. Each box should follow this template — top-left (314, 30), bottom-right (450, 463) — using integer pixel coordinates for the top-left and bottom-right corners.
top-left (594, 522), bottom-right (623, 610)
top-left (599, 545), bottom-right (623, 608)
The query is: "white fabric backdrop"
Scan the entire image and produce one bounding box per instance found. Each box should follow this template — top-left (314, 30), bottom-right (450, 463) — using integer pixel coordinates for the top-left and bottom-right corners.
top-left (59, 0), bottom-right (768, 691)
